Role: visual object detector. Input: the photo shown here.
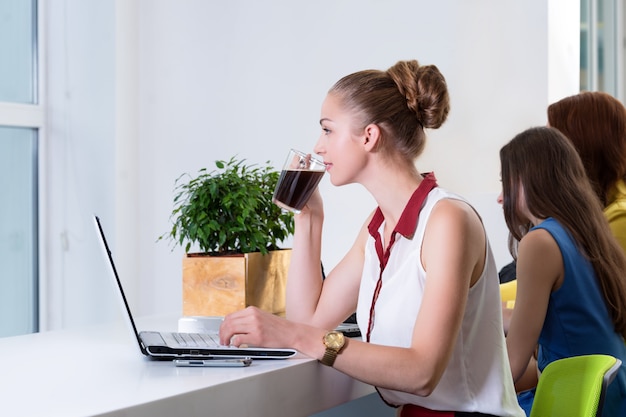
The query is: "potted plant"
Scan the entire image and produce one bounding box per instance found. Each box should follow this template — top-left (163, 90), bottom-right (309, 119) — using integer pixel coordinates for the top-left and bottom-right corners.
top-left (161, 156), bottom-right (295, 317)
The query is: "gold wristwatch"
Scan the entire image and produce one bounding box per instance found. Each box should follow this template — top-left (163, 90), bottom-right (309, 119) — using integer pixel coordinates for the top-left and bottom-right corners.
top-left (320, 330), bottom-right (346, 367)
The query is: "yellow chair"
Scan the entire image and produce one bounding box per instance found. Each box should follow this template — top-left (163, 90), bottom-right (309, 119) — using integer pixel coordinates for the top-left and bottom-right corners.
top-left (529, 354), bottom-right (622, 417)
top-left (500, 279), bottom-right (517, 309)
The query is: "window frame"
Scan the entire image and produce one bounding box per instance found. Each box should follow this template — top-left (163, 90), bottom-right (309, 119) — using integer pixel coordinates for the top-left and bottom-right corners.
top-left (580, 0), bottom-right (626, 101)
top-left (0, 0), bottom-right (47, 334)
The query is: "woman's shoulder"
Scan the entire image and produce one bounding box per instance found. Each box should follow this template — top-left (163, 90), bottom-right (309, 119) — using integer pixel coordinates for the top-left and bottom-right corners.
top-left (427, 186), bottom-right (467, 202)
top-left (605, 181), bottom-right (626, 217)
top-left (532, 217), bottom-right (564, 234)
top-left (427, 188), bottom-right (479, 219)
top-left (422, 187), bottom-right (472, 217)
top-left (520, 226), bottom-right (559, 252)
top-left (605, 180), bottom-right (626, 218)
top-left (531, 218), bottom-right (579, 248)
top-left (426, 192), bottom-right (484, 238)
top-left (525, 219), bottom-right (569, 252)
top-left (518, 227), bottom-right (563, 288)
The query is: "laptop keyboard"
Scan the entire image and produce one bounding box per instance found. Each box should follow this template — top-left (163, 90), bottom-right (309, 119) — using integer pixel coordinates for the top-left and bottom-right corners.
top-left (171, 332), bottom-right (221, 347)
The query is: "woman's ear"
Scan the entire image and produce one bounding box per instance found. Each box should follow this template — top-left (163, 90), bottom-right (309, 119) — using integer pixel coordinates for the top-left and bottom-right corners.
top-left (363, 124), bottom-right (381, 151)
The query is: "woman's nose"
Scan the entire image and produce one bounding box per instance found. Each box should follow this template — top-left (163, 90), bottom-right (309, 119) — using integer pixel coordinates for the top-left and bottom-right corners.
top-left (313, 136), bottom-right (324, 155)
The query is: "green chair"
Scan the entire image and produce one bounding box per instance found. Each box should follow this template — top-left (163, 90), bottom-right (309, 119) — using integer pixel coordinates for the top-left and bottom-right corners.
top-left (529, 354), bottom-right (622, 417)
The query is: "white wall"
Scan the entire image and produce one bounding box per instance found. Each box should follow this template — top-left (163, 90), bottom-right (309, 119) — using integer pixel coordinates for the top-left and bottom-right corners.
top-left (43, 0), bottom-right (579, 328)
top-left (43, 0), bottom-right (118, 329)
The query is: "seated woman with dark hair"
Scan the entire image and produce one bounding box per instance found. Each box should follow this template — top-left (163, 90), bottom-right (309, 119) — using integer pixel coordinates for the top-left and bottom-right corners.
top-left (498, 126), bottom-right (626, 416)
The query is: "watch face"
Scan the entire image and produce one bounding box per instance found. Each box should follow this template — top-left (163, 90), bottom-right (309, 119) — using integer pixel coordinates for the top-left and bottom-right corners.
top-left (324, 331), bottom-right (345, 349)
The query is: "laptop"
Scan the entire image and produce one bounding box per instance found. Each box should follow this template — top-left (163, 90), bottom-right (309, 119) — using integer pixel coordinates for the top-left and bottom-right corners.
top-left (93, 215), bottom-right (297, 360)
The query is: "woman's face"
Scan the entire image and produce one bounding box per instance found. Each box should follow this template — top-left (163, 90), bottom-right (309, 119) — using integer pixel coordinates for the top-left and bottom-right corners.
top-left (314, 93), bottom-right (368, 186)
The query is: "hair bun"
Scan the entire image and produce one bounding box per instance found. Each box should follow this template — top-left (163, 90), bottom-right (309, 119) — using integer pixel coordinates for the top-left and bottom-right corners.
top-left (387, 60), bottom-right (450, 129)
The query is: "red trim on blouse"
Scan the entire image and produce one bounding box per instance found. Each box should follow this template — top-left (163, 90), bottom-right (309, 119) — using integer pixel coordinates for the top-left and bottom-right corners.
top-left (364, 172), bottom-right (438, 342)
top-left (400, 404), bottom-right (455, 417)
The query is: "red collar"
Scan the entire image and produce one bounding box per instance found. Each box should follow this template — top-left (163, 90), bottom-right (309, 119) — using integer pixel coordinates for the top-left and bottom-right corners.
top-left (367, 172), bottom-right (438, 240)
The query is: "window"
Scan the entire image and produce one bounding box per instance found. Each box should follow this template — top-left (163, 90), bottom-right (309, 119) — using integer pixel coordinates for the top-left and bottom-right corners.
top-left (0, 0), bottom-right (39, 337)
top-left (580, 0), bottom-right (625, 100)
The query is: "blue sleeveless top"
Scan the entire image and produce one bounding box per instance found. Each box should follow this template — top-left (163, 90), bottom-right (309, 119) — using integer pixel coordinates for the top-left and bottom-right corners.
top-left (521, 218), bottom-right (626, 416)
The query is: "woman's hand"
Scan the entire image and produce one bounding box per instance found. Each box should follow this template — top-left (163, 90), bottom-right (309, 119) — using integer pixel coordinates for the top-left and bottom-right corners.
top-left (219, 306), bottom-right (298, 349)
top-left (298, 187), bottom-right (324, 219)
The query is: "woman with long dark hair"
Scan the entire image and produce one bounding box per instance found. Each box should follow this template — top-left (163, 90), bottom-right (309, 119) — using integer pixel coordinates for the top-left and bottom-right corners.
top-left (500, 126), bottom-right (626, 416)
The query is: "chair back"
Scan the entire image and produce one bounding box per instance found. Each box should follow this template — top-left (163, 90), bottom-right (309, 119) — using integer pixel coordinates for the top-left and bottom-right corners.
top-left (529, 354), bottom-right (621, 417)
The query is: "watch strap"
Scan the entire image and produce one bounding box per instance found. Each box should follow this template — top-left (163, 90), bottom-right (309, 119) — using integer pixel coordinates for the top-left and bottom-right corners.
top-left (320, 348), bottom-right (338, 367)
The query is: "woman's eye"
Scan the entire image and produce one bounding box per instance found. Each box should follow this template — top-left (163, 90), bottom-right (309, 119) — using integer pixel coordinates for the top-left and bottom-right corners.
top-left (322, 128), bottom-right (331, 135)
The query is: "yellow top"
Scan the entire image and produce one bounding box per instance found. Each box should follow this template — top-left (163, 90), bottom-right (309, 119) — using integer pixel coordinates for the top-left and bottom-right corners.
top-left (604, 179), bottom-right (626, 255)
top-left (500, 280), bottom-right (517, 309)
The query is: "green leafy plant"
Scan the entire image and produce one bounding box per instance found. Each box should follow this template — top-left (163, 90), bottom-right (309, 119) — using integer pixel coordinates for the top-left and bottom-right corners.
top-left (161, 157), bottom-right (294, 255)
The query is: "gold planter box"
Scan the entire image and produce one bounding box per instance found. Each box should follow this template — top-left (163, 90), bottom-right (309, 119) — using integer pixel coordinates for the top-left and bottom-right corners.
top-left (182, 249), bottom-right (291, 317)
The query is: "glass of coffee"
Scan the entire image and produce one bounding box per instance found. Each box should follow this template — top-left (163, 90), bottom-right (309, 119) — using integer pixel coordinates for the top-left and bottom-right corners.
top-left (272, 149), bottom-right (326, 213)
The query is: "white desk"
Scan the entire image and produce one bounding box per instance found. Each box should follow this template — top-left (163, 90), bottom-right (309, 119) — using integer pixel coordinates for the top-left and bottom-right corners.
top-left (0, 315), bottom-right (378, 417)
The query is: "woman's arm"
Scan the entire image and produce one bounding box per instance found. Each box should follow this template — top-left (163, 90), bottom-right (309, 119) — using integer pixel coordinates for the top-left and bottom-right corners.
top-left (285, 189), bottom-right (369, 329)
top-left (314, 199), bottom-right (486, 394)
top-left (284, 189), bottom-right (326, 323)
top-left (221, 199), bottom-right (491, 396)
top-left (505, 228), bottom-right (562, 385)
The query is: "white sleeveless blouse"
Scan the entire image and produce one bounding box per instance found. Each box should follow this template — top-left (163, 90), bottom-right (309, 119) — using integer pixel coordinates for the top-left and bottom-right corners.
top-left (355, 187), bottom-right (524, 416)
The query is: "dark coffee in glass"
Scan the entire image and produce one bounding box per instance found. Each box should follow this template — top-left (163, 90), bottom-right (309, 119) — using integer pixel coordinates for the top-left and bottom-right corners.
top-left (272, 149), bottom-right (325, 213)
